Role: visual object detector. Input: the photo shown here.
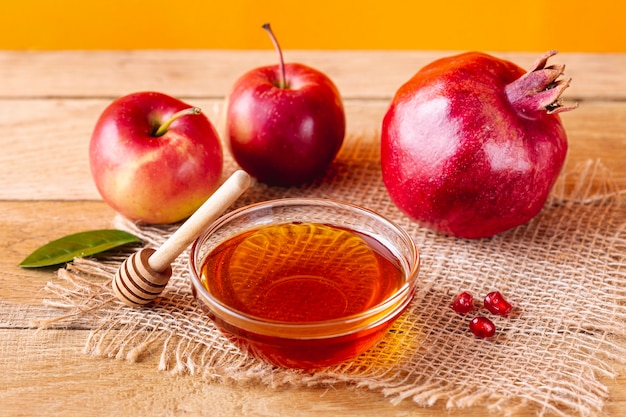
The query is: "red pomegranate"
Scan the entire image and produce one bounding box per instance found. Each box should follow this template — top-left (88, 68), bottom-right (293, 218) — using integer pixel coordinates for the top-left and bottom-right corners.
top-left (381, 51), bottom-right (576, 239)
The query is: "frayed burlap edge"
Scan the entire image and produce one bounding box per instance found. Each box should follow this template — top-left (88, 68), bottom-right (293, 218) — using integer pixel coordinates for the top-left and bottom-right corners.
top-left (40, 153), bottom-right (626, 417)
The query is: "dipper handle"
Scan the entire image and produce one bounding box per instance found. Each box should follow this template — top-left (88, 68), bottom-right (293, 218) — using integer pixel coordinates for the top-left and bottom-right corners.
top-left (112, 170), bottom-right (251, 306)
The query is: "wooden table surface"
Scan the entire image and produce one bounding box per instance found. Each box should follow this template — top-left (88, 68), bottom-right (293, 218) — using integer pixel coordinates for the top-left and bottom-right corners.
top-left (1, 50), bottom-right (624, 416)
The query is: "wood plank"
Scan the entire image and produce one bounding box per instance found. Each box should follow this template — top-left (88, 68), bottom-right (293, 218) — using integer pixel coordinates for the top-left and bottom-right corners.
top-left (2, 327), bottom-right (623, 417)
top-left (0, 98), bottom-right (624, 201)
top-left (3, 329), bottom-right (408, 416)
top-left (0, 50), bottom-right (623, 100)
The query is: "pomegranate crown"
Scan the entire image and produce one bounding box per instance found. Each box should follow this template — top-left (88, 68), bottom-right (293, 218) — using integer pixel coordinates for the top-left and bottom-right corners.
top-left (505, 50), bottom-right (578, 116)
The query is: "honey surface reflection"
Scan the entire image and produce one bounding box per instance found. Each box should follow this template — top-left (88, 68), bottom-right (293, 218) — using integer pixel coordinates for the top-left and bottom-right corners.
top-left (200, 222), bottom-right (405, 324)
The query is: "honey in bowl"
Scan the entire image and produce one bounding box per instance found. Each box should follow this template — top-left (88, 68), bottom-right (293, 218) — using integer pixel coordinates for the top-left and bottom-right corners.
top-left (189, 198), bottom-right (420, 369)
top-left (201, 222), bottom-right (404, 324)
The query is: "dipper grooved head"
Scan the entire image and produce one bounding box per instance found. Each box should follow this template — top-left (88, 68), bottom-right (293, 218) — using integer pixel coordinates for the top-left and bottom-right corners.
top-left (112, 247), bottom-right (172, 306)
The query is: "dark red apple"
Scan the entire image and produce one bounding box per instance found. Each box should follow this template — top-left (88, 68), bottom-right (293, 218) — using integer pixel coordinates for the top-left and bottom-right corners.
top-left (381, 51), bottom-right (576, 239)
top-left (225, 23), bottom-right (345, 186)
top-left (89, 91), bottom-right (223, 224)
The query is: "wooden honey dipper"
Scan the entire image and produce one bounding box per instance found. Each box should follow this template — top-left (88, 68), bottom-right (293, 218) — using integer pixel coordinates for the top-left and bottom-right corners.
top-left (112, 170), bottom-right (251, 307)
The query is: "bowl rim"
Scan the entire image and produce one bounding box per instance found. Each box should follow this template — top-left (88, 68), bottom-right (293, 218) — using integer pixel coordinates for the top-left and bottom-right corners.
top-left (188, 197), bottom-right (420, 339)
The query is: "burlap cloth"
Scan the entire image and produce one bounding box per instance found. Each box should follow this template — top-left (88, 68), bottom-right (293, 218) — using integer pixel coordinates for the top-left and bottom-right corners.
top-left (43, 132), bottom-right (626, 417)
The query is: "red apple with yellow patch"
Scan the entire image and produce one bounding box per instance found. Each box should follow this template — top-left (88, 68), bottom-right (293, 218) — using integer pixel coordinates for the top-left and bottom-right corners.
top-left (89, 91), bottom-right (223, 224)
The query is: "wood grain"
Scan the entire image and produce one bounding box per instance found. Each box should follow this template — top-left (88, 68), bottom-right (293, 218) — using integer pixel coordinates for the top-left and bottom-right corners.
top-left (0, 51), bottom-right (624, 100)
top-left (1, 50), bottom-right (624, 417)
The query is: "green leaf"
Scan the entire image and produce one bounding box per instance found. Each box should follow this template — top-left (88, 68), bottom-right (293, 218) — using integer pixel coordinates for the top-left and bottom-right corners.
top-left (19, 229), bottom-right (141, 268)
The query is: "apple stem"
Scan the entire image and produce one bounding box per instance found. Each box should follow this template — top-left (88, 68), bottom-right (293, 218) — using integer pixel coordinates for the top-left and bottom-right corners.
top-left (262, 23), bottom-right (287, 89)
top-left (153, 107), bottom-right (202, 137)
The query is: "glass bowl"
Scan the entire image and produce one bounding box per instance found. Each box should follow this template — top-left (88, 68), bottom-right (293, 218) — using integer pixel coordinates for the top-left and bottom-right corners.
top-left (188, 198), bottom-right (420, 369)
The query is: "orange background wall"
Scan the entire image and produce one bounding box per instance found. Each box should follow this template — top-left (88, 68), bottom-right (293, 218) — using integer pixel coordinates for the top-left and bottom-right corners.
top-left (2, 1), bottom-right (623, 52)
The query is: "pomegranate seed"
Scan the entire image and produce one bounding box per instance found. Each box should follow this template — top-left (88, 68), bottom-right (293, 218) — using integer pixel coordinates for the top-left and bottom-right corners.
top-left (451, 291), bottom-right (474, 315)
top-left (484, 291), bottom-right (512, 316)
top-left (469, 316), bottom-right (496, 338)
